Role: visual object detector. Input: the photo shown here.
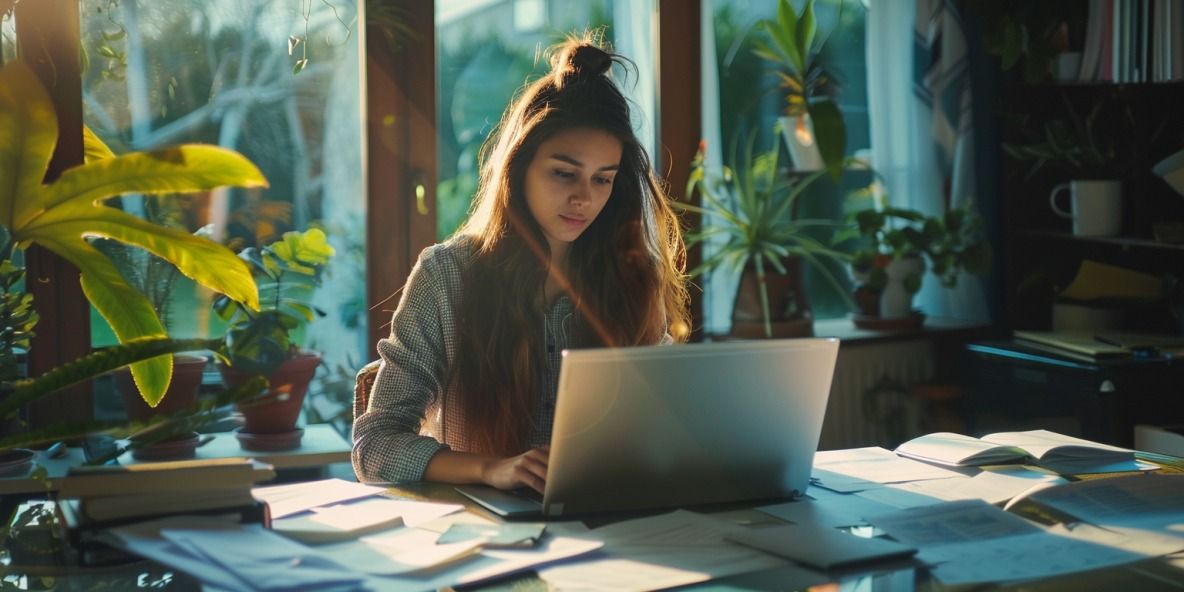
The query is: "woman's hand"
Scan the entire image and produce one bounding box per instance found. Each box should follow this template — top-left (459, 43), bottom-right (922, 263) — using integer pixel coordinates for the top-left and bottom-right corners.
top-left (482, 446), bottom-right (550, 493)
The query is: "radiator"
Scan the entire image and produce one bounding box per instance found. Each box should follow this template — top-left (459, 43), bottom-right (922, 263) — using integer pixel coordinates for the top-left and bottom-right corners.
top-left (818, 340), bottom-right (936, 450)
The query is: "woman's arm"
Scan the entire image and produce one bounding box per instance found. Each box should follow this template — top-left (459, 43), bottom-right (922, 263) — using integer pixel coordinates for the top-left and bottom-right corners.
top-left (352, 246), bottom-right (454, 483)
top-left (424, 447), bottom-right (550, 494)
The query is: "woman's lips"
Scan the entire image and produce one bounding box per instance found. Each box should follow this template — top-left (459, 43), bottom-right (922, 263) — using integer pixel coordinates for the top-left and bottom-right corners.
top-left (559, 214), bottom-right (587, 229)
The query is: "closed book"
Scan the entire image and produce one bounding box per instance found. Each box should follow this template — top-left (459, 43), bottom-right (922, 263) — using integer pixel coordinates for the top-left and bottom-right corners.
top-left (58, 458), bottom-right (275, 498)
top-left (79, 489), bottom-right (259, 522)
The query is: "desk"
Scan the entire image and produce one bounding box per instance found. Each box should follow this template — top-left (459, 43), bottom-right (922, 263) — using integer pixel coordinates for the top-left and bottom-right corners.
top-left (965, 340), bottom-right (1184, 447)
top-left (5, 452), bottom-right (1182, 591)
top-left (0, 423), bottom-right (350, 495)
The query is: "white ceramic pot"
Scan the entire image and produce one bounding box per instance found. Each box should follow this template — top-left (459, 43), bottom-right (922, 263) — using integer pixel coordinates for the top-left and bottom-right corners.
top-left (879, 256), bottom-right (925, 319)
top-left (779, 115), bottom-right (824, 171)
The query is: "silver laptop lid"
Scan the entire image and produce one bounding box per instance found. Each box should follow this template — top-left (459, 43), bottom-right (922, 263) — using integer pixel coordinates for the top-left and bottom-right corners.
top-left (543, 338), bottom-right (838, 517)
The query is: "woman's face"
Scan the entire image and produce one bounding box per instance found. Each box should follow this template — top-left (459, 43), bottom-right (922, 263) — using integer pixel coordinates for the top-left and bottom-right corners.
top-left (523, 127), bottom-right (622, 254)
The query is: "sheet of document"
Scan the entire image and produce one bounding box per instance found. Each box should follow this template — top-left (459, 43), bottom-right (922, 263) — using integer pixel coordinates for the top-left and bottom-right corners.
top-left (313, 497), bottom-right (462, 527)
top-left (855, 467), bottom-right (1067, 509)
top-left (864, 499), bottom-right (1042, 547)
top-left (251, 478), bottom-right (388, 518)
top-left (162, 528), bottom-right (366, 591)
top-left (758, 494), bottom-right (902, 528)
top-left (536, 510), bottom-right (790, 591)
top-left (1020, 473), bottom-right (1184, 531)
top-left (315, 528), bottom-right (484, 575)
top-left (106, 516), bottom-right (260, 592)
top-left (918, 525), bottom-right (1184, 585)
top-left (811, 447), bottom-right (967, 492)
top-left (389, 534), bottom-right (603, 590)
top-left (107, 513), bottom-right (601, 592)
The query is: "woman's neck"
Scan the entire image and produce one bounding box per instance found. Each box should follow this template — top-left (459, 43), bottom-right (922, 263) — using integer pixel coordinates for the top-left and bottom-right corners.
top-left (543, 243), bottom-right (570, 307)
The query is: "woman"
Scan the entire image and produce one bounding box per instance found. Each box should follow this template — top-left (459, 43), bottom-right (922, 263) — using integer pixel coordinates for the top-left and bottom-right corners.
top-left (352, 33), bottom-right (690, 493)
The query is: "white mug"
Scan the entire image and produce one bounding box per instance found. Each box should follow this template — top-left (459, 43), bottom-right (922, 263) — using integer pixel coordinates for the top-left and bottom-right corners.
top-left (1049, 180), bottom-right (1122, 237)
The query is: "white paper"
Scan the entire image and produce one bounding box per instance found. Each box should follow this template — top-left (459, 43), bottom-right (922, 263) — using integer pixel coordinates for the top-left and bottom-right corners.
top-left (856, 468), bottom-right (1067, 509)
top-left (347, 498), bottom-right (463, 528)
top-left (812, 447), bottom-right (967, 491)
top-left (316, 528), bottom-right (484, 575)
top-left (536, 510), bottom-right (787, 591)
top-left (864, 499), bottom-right (1042, 547)
top-left (252, 478), bottom-right (388, 518)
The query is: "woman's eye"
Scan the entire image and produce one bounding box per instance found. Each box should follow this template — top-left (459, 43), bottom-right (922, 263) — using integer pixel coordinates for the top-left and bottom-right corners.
top-left (594, 176), bottom-right (614, 186)
top-left (553, 169), bottom-right (576, 180)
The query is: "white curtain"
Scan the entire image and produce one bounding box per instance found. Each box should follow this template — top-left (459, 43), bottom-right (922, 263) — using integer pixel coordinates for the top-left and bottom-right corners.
top-left (613, 0), bottom-right (659, 159)
top-left (699, 0), bottom-right (737, 336)
top-left (867, 0), bottom-right (989, 322)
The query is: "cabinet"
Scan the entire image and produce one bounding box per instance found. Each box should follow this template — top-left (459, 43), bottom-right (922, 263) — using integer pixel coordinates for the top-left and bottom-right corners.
top-left (996, 78), bottom-right (1184, 332)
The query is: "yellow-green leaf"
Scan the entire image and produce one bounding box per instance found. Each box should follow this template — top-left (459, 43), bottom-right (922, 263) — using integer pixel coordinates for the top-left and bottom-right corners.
top-left (0, 61), bottom-right (57, 230)
top-left (25, 210), bottom-right (259, 312)
top-left (83, 125), bottom-right (116, 163)
top-left (44, 238), bottom-right (172, 406)
top-left (33, 145), bottom-right (268, 224)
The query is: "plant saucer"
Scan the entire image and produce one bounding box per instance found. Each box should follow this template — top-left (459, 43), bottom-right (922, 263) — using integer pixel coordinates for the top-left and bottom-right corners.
top-left (235, 427), bottom-right (304, 452)
top-left (0, 448), bottom-right (36, 477)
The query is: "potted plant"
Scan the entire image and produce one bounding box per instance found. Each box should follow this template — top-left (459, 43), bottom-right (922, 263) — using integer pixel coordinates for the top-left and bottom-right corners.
top-left (837, 196), bottom-right (992, 324)
top-left (214, 227), bottom-right (335, 450)
top-left (0, 59), bottom-right (266, 456)
top-left (682, 133), bottom-right (852, 339)
top-left (753, 0), bottom-right (847, 180)
top-left (98, 208), bottom-right (217, 460)
top-left (0, 60), bottom-right (261, 405)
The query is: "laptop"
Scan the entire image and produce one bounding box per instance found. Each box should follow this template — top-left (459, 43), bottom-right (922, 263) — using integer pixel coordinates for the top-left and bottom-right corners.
top-left (456, 338), bottom-right (839, 519)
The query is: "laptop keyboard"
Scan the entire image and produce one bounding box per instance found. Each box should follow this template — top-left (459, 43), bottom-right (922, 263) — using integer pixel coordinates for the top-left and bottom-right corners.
top-left (511, 487), bottom-right (544, 502)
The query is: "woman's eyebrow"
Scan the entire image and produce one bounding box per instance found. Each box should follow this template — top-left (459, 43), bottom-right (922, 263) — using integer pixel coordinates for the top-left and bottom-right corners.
top-left (549, 153), bottom-right (620, 172)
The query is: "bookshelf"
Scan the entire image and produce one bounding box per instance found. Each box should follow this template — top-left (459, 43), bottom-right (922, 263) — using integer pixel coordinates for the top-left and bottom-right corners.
top-left (989, 44), bottom-right (1184, 333)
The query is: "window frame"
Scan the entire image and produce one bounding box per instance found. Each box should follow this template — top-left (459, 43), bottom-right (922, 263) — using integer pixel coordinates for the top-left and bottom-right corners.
top-left (17, 0), bottom-right (707, 430)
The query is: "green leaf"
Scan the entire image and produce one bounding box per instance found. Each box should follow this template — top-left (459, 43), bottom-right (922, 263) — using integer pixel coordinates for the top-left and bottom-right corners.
top-left (808, 100), bottom-right (846, 182)
top-left (797, 0), bottom-right (817, 66)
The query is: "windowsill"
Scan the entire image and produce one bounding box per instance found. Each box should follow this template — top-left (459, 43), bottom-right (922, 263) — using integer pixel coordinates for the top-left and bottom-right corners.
top-left (814, 316), bottom-right (993, 345)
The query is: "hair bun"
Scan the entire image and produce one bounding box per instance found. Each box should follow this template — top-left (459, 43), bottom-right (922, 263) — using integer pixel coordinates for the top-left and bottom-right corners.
top-left (553, 43), bottom-right (612, 85)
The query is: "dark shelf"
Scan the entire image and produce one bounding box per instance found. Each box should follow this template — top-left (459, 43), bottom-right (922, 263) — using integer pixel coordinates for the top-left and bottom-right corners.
top-left (1020, 229), bottom-right (1184, 252)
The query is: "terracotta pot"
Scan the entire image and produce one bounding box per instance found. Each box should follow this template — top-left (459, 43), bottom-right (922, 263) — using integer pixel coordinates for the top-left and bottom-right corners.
top-left (115, 354), bottom-right (208, 421)
top-left (730, 255), bottom-right (814, 338)
top-left (220, 353), bottom-right (320, 434)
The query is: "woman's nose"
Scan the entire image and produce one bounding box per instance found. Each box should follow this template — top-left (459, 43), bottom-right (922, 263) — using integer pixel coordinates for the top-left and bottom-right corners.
top-left (570, 183), bottom-right (591, 206)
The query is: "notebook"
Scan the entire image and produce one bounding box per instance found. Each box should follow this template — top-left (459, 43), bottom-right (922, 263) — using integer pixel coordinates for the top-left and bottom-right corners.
top-left (457, 338), bottom-right (839, 519)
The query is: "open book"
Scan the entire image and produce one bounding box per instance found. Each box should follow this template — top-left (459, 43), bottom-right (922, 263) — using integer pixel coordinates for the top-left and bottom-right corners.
top-left (895, 430), bottom-right (1136, 473)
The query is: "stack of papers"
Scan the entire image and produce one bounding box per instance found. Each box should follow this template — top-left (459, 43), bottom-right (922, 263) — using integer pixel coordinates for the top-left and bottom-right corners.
top-left (865, 498), bottom-right (1184, 584)
top-left (104, 480), bottom-right (603, 591)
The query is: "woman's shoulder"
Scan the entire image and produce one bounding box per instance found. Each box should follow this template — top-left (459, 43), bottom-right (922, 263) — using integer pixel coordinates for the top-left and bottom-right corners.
top-left (416, 235), bottom-right (478, 275)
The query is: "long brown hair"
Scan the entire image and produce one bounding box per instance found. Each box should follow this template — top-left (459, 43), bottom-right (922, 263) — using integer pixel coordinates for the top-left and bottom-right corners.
top-left (451, 32), bottom-right (690, 456)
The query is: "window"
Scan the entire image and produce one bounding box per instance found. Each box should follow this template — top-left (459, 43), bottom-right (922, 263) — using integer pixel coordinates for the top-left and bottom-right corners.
top-left (435, 0), bottom-right (658, 239)
top-left (79, 0), bottom-right (366, 430)
top-left (701, 0), bottom-right (870, 334)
